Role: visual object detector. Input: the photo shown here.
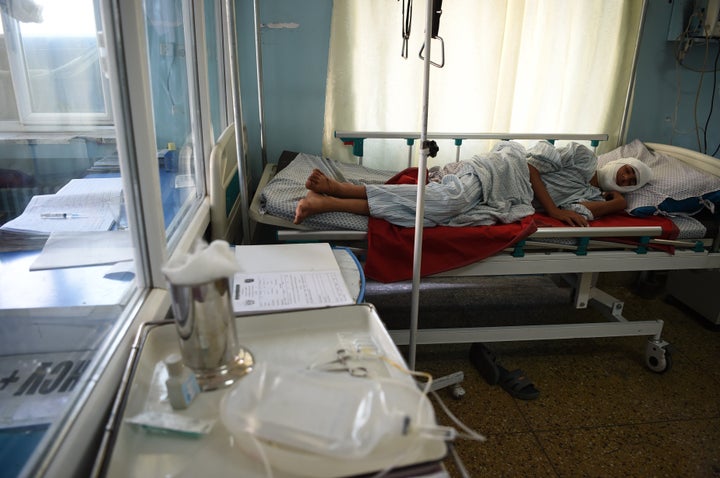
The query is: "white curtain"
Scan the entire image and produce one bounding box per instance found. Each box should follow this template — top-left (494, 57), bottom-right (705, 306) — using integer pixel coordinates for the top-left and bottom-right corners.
top-left (322, 0), bottom-right (644, 170)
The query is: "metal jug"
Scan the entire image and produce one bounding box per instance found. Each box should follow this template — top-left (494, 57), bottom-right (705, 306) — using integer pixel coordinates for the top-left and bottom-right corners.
top-left (168, 276), bottom-right (253, 391)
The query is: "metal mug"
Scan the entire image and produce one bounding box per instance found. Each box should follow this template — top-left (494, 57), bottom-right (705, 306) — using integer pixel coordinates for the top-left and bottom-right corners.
top-left (168, 276), bottom-right (253, 391)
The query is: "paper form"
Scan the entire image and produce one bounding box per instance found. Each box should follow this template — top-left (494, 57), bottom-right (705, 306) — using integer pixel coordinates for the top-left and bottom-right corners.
top-left (0, 193), bottom-right (118, 234)
top-left (0, 177), bottom-right (122, 235)
top-left (56, 177), bottom-right (123, 196)
top-left (232, 243), bottom-right (354, 314)
top-left (29, 230), bottom-right (133, 271)
top-left (232, 271), bottom-right (353, 313)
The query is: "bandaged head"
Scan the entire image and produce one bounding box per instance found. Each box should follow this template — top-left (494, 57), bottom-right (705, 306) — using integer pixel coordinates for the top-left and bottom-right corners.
top-left (597, 158), bottom-right (652, 193)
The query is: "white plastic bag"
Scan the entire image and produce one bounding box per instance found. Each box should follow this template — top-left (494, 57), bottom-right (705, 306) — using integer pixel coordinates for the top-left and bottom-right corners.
top-left (220, 363), bottom-right (410, 458)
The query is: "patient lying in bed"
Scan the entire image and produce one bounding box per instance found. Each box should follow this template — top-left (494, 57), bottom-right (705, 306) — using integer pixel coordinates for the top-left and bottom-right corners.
top-left (294, 141), bottom-right (649, 228)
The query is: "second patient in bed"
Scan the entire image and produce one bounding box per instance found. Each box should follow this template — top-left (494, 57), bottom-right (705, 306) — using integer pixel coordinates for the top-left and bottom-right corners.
top-left (293, 141), bottom-right (652, 228)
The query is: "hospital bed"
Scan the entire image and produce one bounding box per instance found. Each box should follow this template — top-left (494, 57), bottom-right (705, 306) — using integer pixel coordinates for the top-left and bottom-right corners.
top-left (245, 133), bottom-right (720, 374)
top-left (209, 123), bottom-right (244, 243)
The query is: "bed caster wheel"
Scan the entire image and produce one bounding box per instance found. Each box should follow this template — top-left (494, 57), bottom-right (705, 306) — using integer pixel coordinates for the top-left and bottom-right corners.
top-left (451, 384), bottom-right (466, 399)
top-left (645, 339), bottom-right (672, 374)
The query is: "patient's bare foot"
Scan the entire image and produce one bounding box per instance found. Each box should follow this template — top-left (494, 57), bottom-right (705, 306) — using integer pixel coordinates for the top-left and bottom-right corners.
top-left (305, 169), bottom-right (367, 199)
top-left (305, 169), bottom-right (336, 195)
top-left (294, 191), bottom-right (325, 224)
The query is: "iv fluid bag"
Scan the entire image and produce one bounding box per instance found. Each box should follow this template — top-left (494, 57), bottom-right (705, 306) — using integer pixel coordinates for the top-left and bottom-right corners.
top-left (220, 363), bottom-right (411, 458)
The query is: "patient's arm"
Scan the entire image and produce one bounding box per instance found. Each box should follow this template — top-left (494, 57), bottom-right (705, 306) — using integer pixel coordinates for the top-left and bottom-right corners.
top-left (580, 191), bottom-right (627, 219)
top-left (528, 164), bottom-right (590, 227)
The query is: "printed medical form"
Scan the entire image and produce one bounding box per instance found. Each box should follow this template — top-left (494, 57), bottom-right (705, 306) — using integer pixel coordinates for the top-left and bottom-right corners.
top-left (232, 243), bottom-right (354, 314)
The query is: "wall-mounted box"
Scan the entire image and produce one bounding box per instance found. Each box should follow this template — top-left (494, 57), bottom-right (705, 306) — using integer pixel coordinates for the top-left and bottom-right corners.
top-left (668, 0), bottom-right (720, 40)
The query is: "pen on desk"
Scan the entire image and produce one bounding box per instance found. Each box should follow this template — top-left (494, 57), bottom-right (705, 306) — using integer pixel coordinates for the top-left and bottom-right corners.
top-left (40, 212), bottom-right (85, 219)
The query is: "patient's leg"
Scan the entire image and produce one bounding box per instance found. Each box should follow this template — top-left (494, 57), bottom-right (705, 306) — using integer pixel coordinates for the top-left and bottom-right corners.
top-left (306, 169), bottom-right (367, 199)
top-left (294, 191), bottom-right (370, 224)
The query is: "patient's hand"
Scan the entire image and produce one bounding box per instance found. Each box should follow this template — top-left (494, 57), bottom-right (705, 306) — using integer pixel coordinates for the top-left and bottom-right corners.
top-left (603, 191), bottom-right (627, 209)
top-left (549, 209), bottom-right (589, 227)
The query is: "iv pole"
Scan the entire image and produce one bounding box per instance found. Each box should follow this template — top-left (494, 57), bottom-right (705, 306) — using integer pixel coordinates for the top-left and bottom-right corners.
top-left (408, 0), bottom-right (436, 371)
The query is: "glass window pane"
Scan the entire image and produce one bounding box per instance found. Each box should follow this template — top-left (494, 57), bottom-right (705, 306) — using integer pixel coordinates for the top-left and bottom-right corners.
top-left (0, 1), bottom-right (137, 475)
top-left (12, 0), bottom-right (110, 118)
top-left (145, 0), bottom-right (203, 239)
top-left (0, 20), bottom-right (21, 121)
top-left (204, 1), bottom-right (230, 141)
top-left (0, 0), bottom-right (213, 471)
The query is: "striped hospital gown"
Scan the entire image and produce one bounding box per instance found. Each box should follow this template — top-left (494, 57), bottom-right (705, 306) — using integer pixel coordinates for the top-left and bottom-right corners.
top-left (526, 141), bottom-right (604, 220)
top-left (365, 141), bottom-right (535, 227)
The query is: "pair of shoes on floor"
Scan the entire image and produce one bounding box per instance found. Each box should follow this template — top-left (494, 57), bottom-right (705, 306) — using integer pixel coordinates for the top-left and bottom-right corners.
top-left (469, 342), bottom-right (540, 400)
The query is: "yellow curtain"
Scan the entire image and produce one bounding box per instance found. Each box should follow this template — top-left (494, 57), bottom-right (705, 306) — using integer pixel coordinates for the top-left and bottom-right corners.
top-left (323, 0), bottom-right (644, 170)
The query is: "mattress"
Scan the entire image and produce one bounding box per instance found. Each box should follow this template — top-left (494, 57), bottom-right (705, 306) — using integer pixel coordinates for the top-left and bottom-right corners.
top-left (252, 150), bottom-right (715, 241)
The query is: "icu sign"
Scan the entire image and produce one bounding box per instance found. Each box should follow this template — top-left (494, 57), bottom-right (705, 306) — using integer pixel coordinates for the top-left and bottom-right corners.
top-left (0, 351), bottom-right (94, 429)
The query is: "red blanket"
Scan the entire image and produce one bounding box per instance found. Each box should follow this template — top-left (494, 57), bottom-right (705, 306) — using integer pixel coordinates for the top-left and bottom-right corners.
top-left (363, 168), bottom-right (680, 283)
top-left (364, 167), bottom-right (537, 282)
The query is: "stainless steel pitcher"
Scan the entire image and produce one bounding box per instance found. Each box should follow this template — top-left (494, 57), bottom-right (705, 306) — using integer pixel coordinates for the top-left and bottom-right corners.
top-left (168, 276), bottom-right (253, 391)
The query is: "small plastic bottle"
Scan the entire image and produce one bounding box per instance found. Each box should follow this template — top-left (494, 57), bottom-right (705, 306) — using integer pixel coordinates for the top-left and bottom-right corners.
top-left (164, 353), bottom-right (201, 410)
top-left (164, 142), bottom-right (177, 172)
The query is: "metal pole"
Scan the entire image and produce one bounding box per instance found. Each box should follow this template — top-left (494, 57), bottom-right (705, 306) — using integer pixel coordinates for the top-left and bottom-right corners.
top-left (253, 0), bottom-right (268, 168)
top-left (409, 0), bottom-right (435, 371)
top-left (619, 0), bottom-right (648, 147)
top-left (225, 0), bottom-right (251, 244)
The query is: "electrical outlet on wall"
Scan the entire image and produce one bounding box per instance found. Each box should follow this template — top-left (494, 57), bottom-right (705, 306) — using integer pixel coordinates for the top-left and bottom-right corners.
top-left (668, 0), bottom-right (720, 40)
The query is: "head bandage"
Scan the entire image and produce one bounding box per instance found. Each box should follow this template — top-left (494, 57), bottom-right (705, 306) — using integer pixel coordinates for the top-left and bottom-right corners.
top-left (597, 158), bottom-right (652, 193)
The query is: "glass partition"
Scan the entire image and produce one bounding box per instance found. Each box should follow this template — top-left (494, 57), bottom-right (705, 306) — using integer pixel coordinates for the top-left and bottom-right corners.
top-left (0, 0), bottom-right (215, 475)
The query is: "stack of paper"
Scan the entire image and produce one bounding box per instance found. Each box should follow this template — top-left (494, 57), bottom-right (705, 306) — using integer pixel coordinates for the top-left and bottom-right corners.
top-left (1, 178), bottom-right (122, 237)
top-left (86, 155), bottom-right (120, 173)
top-left (232, 243), bottom-right (354, 315)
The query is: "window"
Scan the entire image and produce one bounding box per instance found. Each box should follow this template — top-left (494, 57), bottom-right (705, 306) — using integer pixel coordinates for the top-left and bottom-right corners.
top-left (0, 0), bottom-right (218, 475)
top-left (0, 0), bottom-right (113, 130)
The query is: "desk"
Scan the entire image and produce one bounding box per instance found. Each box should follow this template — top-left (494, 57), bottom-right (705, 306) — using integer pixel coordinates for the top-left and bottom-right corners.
top-left (96, 306), bottom-right (447, 477)
top-left (0, 243), bottom-right (366, 477)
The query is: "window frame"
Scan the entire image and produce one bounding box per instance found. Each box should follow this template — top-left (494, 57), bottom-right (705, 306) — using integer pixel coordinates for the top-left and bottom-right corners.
top-left (0, 0), bottom-right (115, 132)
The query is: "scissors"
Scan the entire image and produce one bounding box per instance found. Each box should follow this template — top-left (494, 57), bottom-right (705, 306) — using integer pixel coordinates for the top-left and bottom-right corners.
top-left (315, 349), bottom-right (368, 377)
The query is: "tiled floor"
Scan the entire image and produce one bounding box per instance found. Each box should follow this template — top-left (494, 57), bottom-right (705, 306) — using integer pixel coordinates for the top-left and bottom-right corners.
top-left (365, 273), bottom-right (720, 478)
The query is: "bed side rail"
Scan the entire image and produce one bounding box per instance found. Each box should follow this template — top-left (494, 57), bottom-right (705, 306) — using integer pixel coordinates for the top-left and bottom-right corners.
top-left (531, 226), bottom-right (661, 238)
top-left (277, 225), bottom-right (660, 241)
top-left (278, 225), bottom-right (674, 255)
top-left (514, 226), bottom-right (664, 257)
top-left (335, 131), bottom-right (609, 165)
top-left (277, 224), bottom-right (714, 261)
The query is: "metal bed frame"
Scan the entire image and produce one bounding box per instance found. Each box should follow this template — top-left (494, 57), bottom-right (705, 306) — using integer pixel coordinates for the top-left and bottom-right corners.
top-left (246, 133), bottom-right (720, 379)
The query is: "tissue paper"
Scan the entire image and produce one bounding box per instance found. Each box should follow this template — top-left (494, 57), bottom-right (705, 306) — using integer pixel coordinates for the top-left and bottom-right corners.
top-left (162, 240), bottom-right (240, 285)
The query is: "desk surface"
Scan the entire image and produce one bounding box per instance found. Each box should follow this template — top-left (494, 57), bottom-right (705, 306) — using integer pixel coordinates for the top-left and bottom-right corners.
top-left (0, 250), bottom-right (134, 310)
top-left (0, 168), bottom-right (193, 311)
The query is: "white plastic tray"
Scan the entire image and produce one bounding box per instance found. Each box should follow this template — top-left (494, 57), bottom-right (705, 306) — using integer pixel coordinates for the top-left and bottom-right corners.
top-left (102, 304), bottom-right (446, 477)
